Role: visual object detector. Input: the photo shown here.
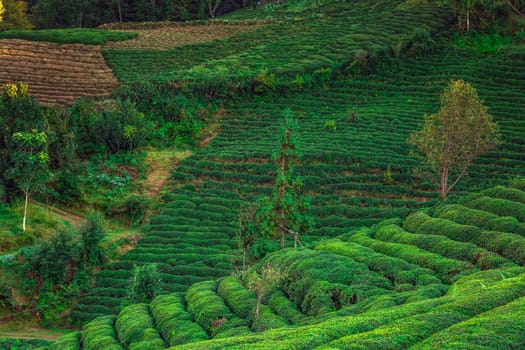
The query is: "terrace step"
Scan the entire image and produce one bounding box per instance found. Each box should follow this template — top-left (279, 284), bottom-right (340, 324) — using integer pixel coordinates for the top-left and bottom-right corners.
top-left (0, 39), bottom-right (119, 106)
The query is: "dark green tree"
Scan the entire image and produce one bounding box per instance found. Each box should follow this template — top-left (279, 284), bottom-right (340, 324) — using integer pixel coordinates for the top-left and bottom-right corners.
top-left (80, 212), bottom-right (106, 269)
top-left (125, 264), bottom-right (161, 305)
top-left (26, 228), bottom-right (81, 287)
top-left (257, 110), bottom-right (312, 249)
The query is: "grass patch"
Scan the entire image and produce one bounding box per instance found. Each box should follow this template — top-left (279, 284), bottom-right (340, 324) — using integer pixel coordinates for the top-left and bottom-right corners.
top-left (0, 29), bottom-right (137, 45)
top-left (0, 202), bottom-right (72, 251)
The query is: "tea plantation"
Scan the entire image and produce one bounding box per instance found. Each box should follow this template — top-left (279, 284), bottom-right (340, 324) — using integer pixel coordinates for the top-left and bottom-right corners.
top-left (2, 0), bottom-right (524, 348)
top-left (42, 183), bottom-right (525, 349)
top-left (65, 42), bottom-right (525, 350)
top-left (102, 0), bottom-right (453, 84)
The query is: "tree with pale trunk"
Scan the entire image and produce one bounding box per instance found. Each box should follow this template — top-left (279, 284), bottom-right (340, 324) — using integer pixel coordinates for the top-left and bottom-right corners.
top-left (246, 264), bottom-right (282, 319)
top-left (409, 79), bottom-right (500, 200)
top-left (205, 0), bottom-right (223, 19)
top-left (446, 0), bottom-right (525, 32)
top-left (6, 129), bottom-right (51, 231)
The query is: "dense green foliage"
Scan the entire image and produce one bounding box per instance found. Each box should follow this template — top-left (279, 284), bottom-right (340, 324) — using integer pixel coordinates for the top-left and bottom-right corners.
top-left (0, 337), bottom-right (51, 350)
top-left (408, 79), bottom-right (500, 199)
top-left (3, 0), bottom-right (525, 347)
top-left (102, 1), bottom-right (452, 88)
top-left (0, 0), bottom-right (32, 30)
top-left (0, 28), bottom-right (137, 44)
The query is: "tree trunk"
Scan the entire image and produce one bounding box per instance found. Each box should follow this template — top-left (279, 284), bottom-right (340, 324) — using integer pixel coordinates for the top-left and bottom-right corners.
top-left (466, 8), bottom-right (470, 32)
top-left (23, 191), bottom-right (29, 232)
top-left (117, 0), bottom-right (122, 22)
top-left (280, 208), bottom-right (285, 248)
top-left (440, 167), bottom-right (449, 200)
top-left (294, 230), bottom-right (298, 248)
top-left (242, 248), bottom-right (247, 273)
top-left (255, 292), bottom-right (262, 319)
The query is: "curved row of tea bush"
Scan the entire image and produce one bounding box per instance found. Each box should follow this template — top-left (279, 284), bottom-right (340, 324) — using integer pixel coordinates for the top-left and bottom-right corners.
top-left (71, 188), bottom-right (240, 322)
top-left (46, 180), bottom-right (525, 349)
top-left (103, 0), bottom-right (453, 89)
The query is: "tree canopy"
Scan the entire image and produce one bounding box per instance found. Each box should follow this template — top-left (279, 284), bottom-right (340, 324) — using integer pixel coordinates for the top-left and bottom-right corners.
top-left (409, 79), bottom-right (500, 199)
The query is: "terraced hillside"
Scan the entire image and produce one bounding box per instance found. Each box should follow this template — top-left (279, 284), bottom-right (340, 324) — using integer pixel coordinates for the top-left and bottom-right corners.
top-left (103, 0), bottom-right (453, 84)
top-left (0, 39), bottom-right (119, 105)
top-left (46, 183), bottom-right (525, 349)
top-left (73, 43), bottom-right (525, 322)
top-left (102, 22), bottom-right (263, 50)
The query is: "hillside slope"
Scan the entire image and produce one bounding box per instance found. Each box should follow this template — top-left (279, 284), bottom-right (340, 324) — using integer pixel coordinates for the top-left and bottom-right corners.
top-left (0, 39), bottom-right (119, 105)
top-left (45, 183), bottom-right (525, 349)
top-left (103, 0), bottom-right (453, 84)
top-left (72, 41), bottom-right (525, 322)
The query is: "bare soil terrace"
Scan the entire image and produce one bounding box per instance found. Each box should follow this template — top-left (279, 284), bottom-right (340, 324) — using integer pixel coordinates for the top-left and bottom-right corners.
top-left (0, 39), bottom-right (119, 106)
top-left (103, 24), bottom-right (261, 50)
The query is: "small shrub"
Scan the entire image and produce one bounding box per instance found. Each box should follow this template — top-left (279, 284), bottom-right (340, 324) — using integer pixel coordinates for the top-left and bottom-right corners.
top-left (313, 67), bottom-right (332, 85)
top-left (323, 120), bottom-right (336, 130)
top-left (383, 164), bottom-right (395, 185)
top-left (124, 264), bottom-right (161, 305)
top-left (253, 69), bottom-right (277, 94)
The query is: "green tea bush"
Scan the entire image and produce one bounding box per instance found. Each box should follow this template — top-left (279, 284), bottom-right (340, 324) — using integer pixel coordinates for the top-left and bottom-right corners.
top-left (404, 212), bottom-right (525, 265)
top-left (115, 303), bottom-right (165, 349)
top-left (349, 229), bottom-right (475, 283)
top-left (511, 178), bottom-right (525, 191)
top-left (0, 29), bottom-right (137, 44)
top-left (251, 304), bottom-right (289, 332)
top-left (150, 293), bottom-right (208, 346)
top-left (413, 296), bottom-right (525, 349)
top-left (217, 276), bottom-right (256, 320)
top-left (267, 290), bottom-right (306, 324)
top-left (263, 248), bottom-right (392, 315)
top-left (481, 186), bottom-right (525, 204)
top-left (433, 204), bottom-right (525, 236)
top-left (463, 195), bottom-right (525, 222)
top-left (0, 338), bottom-right (51, 350)
top-left (48, 331), bottom-right (81, 350)
top-left (374, 223), bottom-right (511, 269)
top-left (315, 237), bottom-right (441, 287)
top-left (82, 315), bottom-right (123, 350)
top-left (185, 280), bottom-right (249, 336)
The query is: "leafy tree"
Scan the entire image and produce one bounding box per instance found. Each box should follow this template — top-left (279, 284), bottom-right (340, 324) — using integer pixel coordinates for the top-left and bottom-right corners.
top-left (0, 82), bottom-right (47, 202)
top-left (72, 98), bottom-right (152, 157)
top-left (237, 203), bottom-right (262, 272)
top-left (80, 212), bottom-right (106, 269)
top-left (26, 228), bottom-right (81, 287)
top-left (5, 129), bottom-right (51, 231)
top-left (125, 264), bottom-right (161, 305)
top-left (0, 0), bottom-right (31, 30)
top-left (409, 79), bottom-right (500, 199)
top-left (257, 111), bottom-right (312, 248)
top-left (246, 264), bottom-right (282, 319)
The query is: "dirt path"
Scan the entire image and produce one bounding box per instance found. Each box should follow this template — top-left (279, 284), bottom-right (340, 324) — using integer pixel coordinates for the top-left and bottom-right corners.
top-left (142, 149), bottom-right (193, 197)
top-left (0, 328), bottom-right (71, 341)
top-left (30, 200), bottom-right (85, 228)
top-left (103, 24), bottom-right (261, 50)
